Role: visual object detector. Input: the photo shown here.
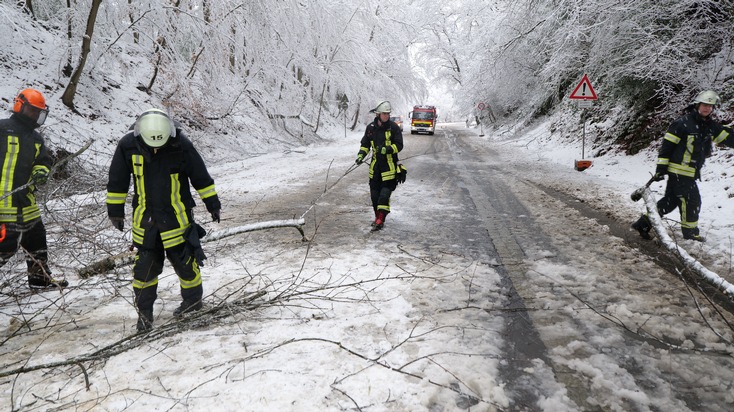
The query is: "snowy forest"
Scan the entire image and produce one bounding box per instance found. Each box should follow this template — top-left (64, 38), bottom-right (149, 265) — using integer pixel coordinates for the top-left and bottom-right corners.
top-left (11, 0), bottom-right (734, 155)
top-left (3, 1), bottom-right (734, 410)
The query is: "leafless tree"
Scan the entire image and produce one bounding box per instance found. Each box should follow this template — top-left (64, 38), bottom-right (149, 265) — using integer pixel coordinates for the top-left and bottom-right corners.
top-left (60, 0), bottom-right (102, 111)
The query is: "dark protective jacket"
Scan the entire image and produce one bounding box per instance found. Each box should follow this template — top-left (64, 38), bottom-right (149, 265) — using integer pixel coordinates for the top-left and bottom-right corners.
top-left (657, 108), bottom-right (734, 179)
top-left (106, 130), bottom-right (220, 249)
top-left (357, 117), bottom-right (404, 181)
top-left (0, 113), bottom-right (52, 223)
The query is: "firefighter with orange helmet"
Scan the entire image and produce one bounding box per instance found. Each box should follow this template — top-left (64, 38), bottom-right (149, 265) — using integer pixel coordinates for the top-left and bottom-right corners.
top-left (0, 88), bottom-right (68, 289)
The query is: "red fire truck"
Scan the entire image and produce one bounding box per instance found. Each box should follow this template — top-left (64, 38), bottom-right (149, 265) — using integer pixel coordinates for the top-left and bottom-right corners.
top-left (409, 105), bottom-right (437, 135)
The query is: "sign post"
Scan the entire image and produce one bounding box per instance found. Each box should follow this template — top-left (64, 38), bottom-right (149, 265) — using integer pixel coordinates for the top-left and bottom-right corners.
top-left (477, 102), bottom-right (486, 137)
top-left (338, 99), bottom-right (349, 138)
top-left (568, 74), bottom-right (598, 171)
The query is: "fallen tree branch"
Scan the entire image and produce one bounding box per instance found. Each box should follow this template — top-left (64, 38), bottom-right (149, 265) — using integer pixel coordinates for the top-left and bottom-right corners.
top-left (77, 218), bottom-right (306, 278)
top-left (0, 289), bottom-right (266, 379)
top-left (642, 188), bottom-right (734, 299)
top-left (203, 218), bottom-right (306, 242)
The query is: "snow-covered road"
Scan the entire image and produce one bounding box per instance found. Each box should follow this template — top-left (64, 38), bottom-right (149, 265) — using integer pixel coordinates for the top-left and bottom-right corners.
top-left (1, 123), bottom-right (733, 411)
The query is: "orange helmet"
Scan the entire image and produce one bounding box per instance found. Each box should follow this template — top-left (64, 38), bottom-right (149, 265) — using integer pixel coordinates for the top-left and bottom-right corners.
top-left (13, 88), bottom-right (47, 113)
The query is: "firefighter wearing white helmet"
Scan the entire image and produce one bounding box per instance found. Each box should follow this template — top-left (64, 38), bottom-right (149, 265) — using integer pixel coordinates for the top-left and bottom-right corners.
top-left (107, 108), bottom-right (221, 331)
top-left (373, 101), bottom-right (392, 114)
top-left (355, 100), bottom-right (405, 231)
top-left (134, 108), bottom-right (176, 148)
top-left (692, 90), bottom-right (720, 106)
top-left (632, 90), bottom-right (733, 242)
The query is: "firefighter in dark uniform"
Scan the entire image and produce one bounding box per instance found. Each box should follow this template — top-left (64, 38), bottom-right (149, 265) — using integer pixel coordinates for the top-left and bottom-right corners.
top-left (0, 88), bottom-right (68, 289)
top-left (107, 109), bottom-right (221, 331)
top-left (632, 90), bottom-right (734, 242)
top-left (355, 101), bottom-right (404, 231)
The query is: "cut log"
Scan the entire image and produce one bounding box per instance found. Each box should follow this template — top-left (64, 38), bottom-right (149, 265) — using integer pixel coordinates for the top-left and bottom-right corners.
top-left (77, 218), bottom-right (306, 278)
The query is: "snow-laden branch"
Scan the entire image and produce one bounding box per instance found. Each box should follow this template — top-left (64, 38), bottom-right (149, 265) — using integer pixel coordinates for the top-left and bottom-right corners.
top-left (202, 218), bottom-right (306, 242)
top-left (642, 188), bottom-right (734, 299)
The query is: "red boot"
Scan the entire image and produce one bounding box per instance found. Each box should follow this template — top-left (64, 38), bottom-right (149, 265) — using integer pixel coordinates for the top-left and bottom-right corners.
top-left (372, 211), bottom-right (386, 231)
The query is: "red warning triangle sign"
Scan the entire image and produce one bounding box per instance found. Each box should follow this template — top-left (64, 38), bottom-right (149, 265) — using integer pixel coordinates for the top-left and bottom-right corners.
top-left (569, 74), bottom-right (598, 100)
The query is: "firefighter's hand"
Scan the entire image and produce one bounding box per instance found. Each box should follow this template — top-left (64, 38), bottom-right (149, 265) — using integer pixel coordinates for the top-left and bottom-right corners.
top-left (652, 172), bottom-right (665, 182)
top-left (109, 217), bottom-right (124, 232)
top-left (355, 154), bottom-right (364, 165)
top-left (31, 169), bottom-right (49, 185)
top-left (211, 209), bottom-right (221, 223)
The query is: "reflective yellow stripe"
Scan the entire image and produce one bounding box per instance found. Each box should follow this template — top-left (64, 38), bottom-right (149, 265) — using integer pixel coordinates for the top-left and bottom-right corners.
top-left (1, 136), bottom-right (20, 209)
top-left (31, 164), bottom-right (49, 174)
top-left (667, 163), bottom-right (696, 177)
top-left (679, 198), bottom-right (697, 229)
top-left (713, 129), bottom-right (730, 144)
top-left (132, 278), bottom-right (159, 289)
top-left (381, 131), bottom-right (397, 180)
top-left (161, 225), bottom-right (187, 249)
top-left (131, 155), bottom-right (146, 228)
top-left (683, 135), bottom-right (694, 167)
top-left (664, 132), bottom-right (680, 144)
top-left (179, 267), bottom-right (202, 289)
top-left (132, 226), bottom-right (145, 245)
top-left (197, 184), bottom-right (217, 200)
top-left (170, 173), bottom-right (189, 228)
top-left (22, 205), bottom-right (40, 222)
top-left (106, 192), bottom-right (127, 205)
top-left (656, 158), bottom-right (669, 166)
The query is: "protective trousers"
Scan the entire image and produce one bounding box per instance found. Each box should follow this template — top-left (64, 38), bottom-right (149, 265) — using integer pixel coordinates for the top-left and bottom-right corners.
top-left (370, 179), bottom-right (398, 215)
top-left (0, 219), bottom-right (50, 274)
top-left (657, 175), bottom-right (701, 237)
top-left (132, 237), bottom-right (203, 312)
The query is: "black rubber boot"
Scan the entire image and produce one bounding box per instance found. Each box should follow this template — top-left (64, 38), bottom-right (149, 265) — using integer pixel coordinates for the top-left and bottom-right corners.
top-left (682, 229), bottom-right (705, 242)
top-left (173, 299), bottom-right (203, 317)
top-left (631, 215), bottom-right (652, 240)
top-left (137, 309), bottom-right (154, 332)
top-left (174, 284), bottom-right (203, 317)
top-left (27, 262), bottom-right (68, 289)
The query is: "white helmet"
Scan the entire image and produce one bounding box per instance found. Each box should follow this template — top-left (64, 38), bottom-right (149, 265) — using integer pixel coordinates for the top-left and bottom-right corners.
top-left (693, 90), bottom-right (720, 106)
top-left (134, 108), bottom-right (176, 148)
top-left (373, 101), bottom-right (392, 114)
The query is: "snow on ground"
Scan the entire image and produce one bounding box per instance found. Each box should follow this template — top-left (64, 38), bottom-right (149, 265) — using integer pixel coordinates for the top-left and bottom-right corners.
top-left (1, 118), bottom-right (734, 411)
top-left (485, 114), bottom-right (734, 275)
top-left (2, 4), bottom-right (734, 409)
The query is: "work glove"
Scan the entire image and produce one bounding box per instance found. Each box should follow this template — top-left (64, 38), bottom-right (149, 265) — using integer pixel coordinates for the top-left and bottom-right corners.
top-left (211, 209), bottom-right (221, 223)
top-left (109, 216), bottom-right (124, 231)
top-left (380, 146), bottom-right (394, 155)
top-left (31, 169), bottom-right (49, 185)
top-left (181, 223), bottom-right (207, 267)
top-left (355, 154), bottom-right (364, 165)
top-left (396, 164), bottom-right (407, 184)
top-left (652, 172), bottom-right (665, 182)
